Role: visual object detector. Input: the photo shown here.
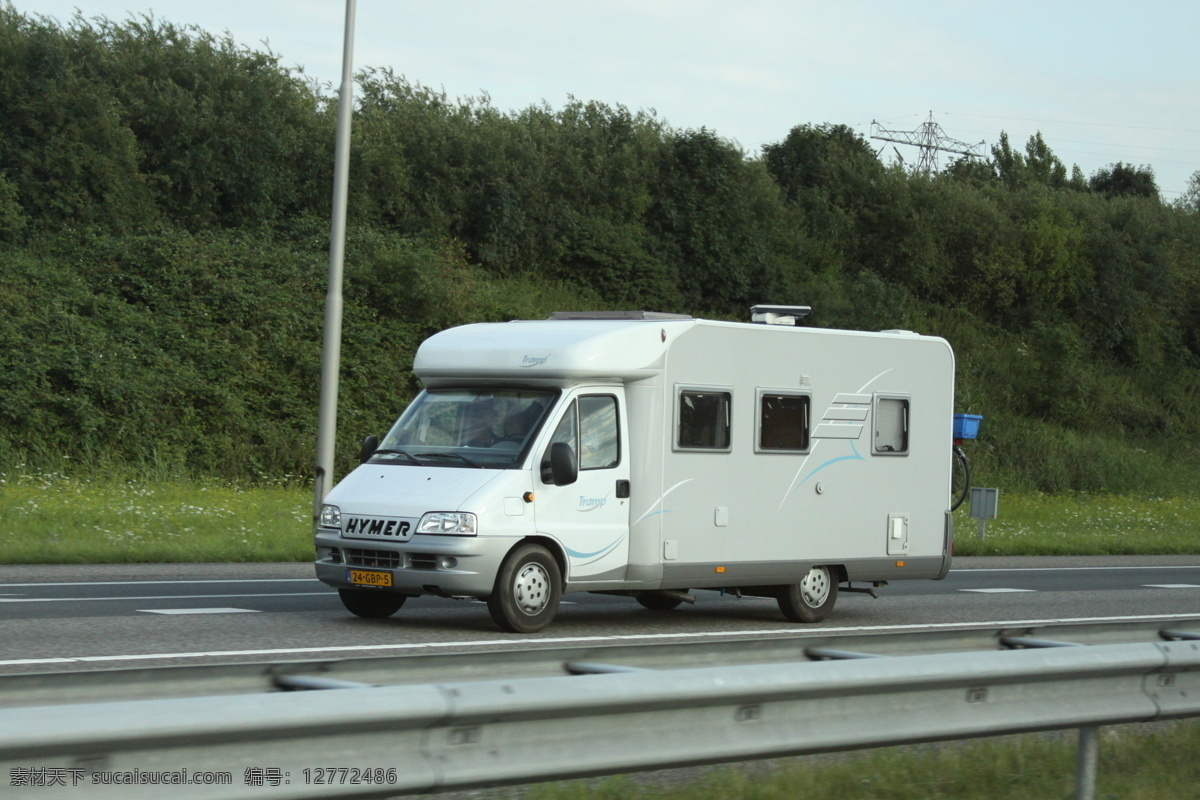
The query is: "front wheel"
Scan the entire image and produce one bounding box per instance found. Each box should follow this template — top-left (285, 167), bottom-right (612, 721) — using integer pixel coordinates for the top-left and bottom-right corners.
top-left (777, 565), bottom-right (838, 623)
top-left (338, 588), bottom-right (407, 619)
top-left (487, 543), bottom-right (562, 633)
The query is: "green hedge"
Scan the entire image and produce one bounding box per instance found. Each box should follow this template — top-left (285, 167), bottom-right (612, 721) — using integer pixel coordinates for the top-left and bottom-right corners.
top-left (3, 6), bottom-right (1200, 494)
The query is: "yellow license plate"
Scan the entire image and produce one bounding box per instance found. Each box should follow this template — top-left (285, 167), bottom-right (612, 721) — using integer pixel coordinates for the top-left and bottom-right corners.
top-left (346, 569), bottom-right (393, 587)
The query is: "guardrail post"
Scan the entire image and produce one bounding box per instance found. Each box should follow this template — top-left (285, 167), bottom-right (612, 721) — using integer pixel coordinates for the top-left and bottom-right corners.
top-left (1074, 726), bottom-right (1099, 800)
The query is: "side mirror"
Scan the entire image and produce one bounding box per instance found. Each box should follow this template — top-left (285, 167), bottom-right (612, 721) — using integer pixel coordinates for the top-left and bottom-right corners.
top-left (359, 434), bottom-right (379, 464)
top-left (548, 441), bottom-right (578, 486)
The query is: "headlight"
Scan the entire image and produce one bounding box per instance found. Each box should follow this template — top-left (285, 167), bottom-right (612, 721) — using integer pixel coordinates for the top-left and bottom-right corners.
top-left (319, 504), bottom-right (341, 528)
top-left (417, 512), bottom-right (477, 536)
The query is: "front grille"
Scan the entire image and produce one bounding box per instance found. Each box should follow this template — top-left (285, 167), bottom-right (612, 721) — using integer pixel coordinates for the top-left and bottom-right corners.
top-left (343, 548), bottom-right (402, 569)
top-left (409, 554), bottom-right (438, 570)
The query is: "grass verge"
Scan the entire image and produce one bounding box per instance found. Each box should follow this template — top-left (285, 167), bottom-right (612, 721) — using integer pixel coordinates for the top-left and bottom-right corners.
top-left (1, 471), bottom-right (1198, 564)
top-left (952, 492), bottom-right (1200, 556)
top-left (0, 470), bottom-right (311, 563)
top-left (518, 722), bottom-right (1200, 800)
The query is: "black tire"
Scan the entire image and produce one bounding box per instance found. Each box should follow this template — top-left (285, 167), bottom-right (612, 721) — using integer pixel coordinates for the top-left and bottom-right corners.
top-left (636, 592), bottom-right (685, 611)
top-left (338, 588), bottom-right (407, 619)
top-left (777, 565), bottom-right (838, 623)
top-left (487, 543), bottom-right (562, 633)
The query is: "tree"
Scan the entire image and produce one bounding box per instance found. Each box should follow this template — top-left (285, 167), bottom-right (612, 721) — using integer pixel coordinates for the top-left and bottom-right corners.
top-left (1024, 132), bottom-right (1068, 188)
top-left (992, 131), bottom-right (1071, 190)
top-left (0, 7), bottom-right (326, 231)
top-left (1089, 162), bottom-right (1159, 201)
top-left (0, 171), bottom-right (24, 240)
top-left (648, 128), bottom-right (790, 310)
top-left (0, 7), bottom-right (158, 229)
top-left (1176, 171), bottom-right (1200, 212)
top-left (945, 155), bottom-right (997, 186)
top-left (762, 123), bottom-right (883, 206)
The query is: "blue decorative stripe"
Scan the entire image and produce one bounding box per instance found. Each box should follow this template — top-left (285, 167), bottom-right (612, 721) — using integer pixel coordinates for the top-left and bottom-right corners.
top-left (791, 442), bottom-right (864, 496)
top-left (565, 535), bottom-right (625, 560)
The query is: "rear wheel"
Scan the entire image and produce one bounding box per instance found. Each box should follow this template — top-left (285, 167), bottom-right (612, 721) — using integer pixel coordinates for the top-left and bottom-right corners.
top-left (777, 565), bottom-right (838, 623)
top-left (636, 592), bottom-right (685, 611)
top-left (487, 543), bottom-right (562, 633)
top-left (338, 588), bottom-right (407, 619)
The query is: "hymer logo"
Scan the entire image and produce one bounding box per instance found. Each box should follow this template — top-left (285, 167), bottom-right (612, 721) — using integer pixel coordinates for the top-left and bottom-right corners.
top-left (521, 355), bottom-right (549, 367)
top-left (344, 517), bottom-right (412, 539)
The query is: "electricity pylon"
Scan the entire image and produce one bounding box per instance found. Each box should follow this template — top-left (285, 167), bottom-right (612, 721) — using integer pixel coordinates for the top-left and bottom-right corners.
top-left (870, 111), bottom-right (986, 174)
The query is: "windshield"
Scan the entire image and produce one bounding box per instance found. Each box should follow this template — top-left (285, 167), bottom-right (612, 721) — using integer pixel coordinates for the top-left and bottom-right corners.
top-left (373, 388), bottom-right (559, 469)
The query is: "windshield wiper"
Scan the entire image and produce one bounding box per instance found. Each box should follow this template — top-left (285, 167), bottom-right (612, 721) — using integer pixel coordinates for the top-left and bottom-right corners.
top-left (421, 452), bottom-right (484, 468)
top-left (371, 447), bottom-right (420, 465)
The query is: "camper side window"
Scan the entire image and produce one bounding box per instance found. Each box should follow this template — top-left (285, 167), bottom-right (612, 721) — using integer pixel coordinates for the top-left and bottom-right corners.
top-left (677, 390), bottom-right (731, 451)
top-left (758, 392), bottom-right (810, 452)
top-left (874, 396), bottom-right (909, 455)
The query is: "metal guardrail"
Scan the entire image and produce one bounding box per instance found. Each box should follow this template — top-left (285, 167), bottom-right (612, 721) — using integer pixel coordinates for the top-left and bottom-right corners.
top-left (1, 623), bottom-right (1198, 800)
top-left (3, 617), bottom-right (1197, 708)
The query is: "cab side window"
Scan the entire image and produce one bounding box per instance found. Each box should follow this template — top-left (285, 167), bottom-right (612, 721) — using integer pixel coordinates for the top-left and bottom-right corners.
top-left (579, 395), bottom-right (619, 469)
top-left (545, 394), bottom-right (620, 472)
top-left (549, 400), bottom-right (579, 451)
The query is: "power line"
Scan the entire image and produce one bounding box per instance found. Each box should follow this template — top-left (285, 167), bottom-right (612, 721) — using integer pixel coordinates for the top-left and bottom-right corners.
top-left (942, 129), bottom-right (1200, 159)
top-left (939, 111), bottom-right (1200, 136)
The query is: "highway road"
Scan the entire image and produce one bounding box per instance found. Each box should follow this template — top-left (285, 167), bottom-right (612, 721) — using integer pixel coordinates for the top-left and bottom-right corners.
top-left (2, 556), bottom-right (1198, 674)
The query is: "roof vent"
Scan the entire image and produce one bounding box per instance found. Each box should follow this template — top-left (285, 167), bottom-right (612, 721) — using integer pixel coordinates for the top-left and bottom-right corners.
top-left (750, 305), bottom-right (811, 326)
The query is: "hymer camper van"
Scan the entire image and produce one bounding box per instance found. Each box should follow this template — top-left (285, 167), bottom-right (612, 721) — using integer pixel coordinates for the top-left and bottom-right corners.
top-left (314, 306), bottom-right (956, 632)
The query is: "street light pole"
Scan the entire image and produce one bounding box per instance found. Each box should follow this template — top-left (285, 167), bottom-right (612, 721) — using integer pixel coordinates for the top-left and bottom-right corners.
top-left (313, 0), bottom-right (356, 526)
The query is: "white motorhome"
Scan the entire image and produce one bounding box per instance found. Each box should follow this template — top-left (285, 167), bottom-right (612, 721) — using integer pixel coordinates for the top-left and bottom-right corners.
top-left (314, 306), bottom-right (955, 632)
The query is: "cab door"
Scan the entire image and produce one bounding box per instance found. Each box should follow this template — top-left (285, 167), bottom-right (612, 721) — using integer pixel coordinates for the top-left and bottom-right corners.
top-left (533, 388), bottom-right (631, 582)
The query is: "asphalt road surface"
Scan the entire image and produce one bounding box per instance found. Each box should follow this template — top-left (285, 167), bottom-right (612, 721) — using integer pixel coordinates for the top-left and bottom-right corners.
top-left (2, 556), bottom-right (1198, 674)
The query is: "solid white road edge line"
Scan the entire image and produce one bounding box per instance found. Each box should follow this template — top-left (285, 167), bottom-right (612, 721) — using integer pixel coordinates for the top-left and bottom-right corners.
top-left (2, 612), bottom-right (1197, 667)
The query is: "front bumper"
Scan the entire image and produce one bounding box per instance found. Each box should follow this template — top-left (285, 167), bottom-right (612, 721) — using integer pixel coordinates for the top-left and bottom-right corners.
top-left (314, 528), bottom-right (512, 598)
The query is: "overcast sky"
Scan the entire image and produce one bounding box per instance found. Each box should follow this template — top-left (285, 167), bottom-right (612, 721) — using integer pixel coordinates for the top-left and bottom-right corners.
top-left (24, 1), bottom-right (1200, 199)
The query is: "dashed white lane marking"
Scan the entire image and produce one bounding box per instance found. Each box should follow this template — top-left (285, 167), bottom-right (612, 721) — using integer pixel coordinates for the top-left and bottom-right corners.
top-left (0, 592), bottom-right (329, 603)
top-left (139, 608), bottom-right (261, 615)
top-left (962, 566), bottom-right (1200, 572)
top-left (470, 599), bottom-right (577, 605)
top-left (1, 579), bottom-right (314, 588)
top-left (959, 588), bottom-right (1037, 593)
top-left (1142, 584), bottom-right (1200, 589)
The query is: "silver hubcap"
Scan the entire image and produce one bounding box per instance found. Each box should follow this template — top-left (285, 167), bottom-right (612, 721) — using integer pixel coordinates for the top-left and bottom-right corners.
top-left (800, 566), bottom-right (831, 608)
top-left (513, 562), bottom-right (550, 615)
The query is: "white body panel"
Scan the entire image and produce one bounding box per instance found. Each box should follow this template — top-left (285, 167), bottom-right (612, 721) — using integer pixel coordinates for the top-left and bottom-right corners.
top-left (631, 322), bottom-right (952, 587)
